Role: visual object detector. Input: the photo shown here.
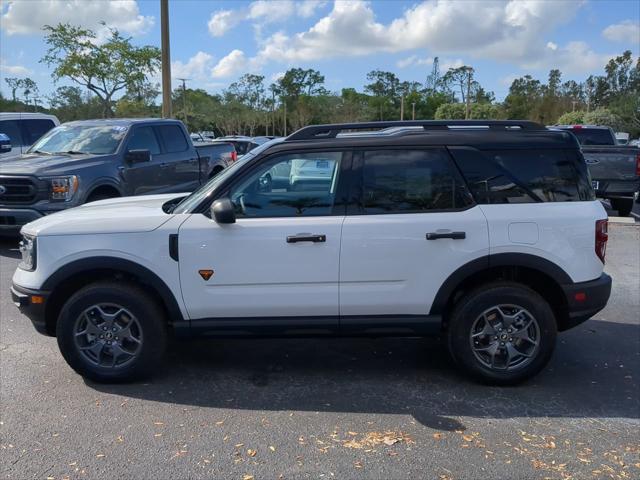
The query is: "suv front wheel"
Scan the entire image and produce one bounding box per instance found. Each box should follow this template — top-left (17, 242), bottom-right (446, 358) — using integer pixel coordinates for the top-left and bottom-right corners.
top-left (57, 281), bottom-right (167, 383)
top-left (447, 283), bottom-right (557, 385)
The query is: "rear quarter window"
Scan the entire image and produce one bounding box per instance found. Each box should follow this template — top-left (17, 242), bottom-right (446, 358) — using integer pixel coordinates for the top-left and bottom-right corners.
top-left (452, 148), bottom-right (594, 204)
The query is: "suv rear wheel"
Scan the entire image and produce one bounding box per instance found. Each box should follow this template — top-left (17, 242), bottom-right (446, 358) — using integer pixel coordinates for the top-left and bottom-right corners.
top-left (56, 281), bottom-right (167, 383)
top-left (447, 283), bottom-right (556, 385)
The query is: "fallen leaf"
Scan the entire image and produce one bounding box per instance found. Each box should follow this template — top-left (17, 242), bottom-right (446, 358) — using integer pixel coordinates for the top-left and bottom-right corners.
top-left (269, 446), bottom-right (276, 452)
top-left (243, 475), bottom-right (254, 480)
top-left (247, 449), bottom-right (257, 457)
top-left (433, 433), bottom-right (444, 440)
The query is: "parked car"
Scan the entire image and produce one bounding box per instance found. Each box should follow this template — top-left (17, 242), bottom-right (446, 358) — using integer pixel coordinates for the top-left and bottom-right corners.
top-left (0, 112), bottom-right (60, 160)
top-left (0, 118), bottom-right (234, 234)
top-left (212, 135), bottom-right (270, 157)
top-left (12, 120), bottom-right (611, 385)
top-left (550, 124), bottom-right (639, 216)
top-left (615, 132), bottom-right (630, 145)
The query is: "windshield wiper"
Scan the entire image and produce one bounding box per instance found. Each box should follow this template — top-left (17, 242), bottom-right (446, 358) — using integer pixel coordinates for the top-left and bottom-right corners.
top-left (29, 150), bottom-right (53, 155)
top-left (55, 150), bottom-right (88, 155)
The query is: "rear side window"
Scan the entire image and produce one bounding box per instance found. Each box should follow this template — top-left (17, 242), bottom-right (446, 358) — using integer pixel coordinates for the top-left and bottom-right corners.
top-left (0, 120), bottom-right (23, 146)
top-left (23, 119), bottom-right (55, 145)
top-left (360, 149), bottom-right (473, 214)
top-left (158, 125), bottom-right (188, 153)
top-left (452, 148), bottom-right (595, 203)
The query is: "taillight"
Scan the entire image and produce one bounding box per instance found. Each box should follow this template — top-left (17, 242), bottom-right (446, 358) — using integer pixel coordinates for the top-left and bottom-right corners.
top-left (635, 152), bottom-right (639, 176)
top-left (231, 150), bottom-right (237, 163)
top-left (595, 219), bottom-right (608, 264)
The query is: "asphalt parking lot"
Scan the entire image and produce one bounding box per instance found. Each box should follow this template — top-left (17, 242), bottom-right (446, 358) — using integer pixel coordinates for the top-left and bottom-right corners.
top-left (1, 222), bottom-right (638, 480)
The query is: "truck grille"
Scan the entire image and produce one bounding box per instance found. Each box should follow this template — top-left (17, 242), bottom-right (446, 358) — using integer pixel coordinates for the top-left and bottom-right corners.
top-left (0, 176), bottom-right (38, 204)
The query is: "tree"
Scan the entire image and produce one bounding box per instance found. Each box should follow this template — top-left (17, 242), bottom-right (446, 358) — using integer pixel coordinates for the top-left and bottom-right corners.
top-left (442, 66), bottom-right (476, 118)
top-left (556, 110), bottom-right (586, 125)
top-left (504, 75), bottom-right (543, 119)
top-left (41, 23), bottom-right (161, 117)
top-left (4, 78), bottom-right (22, 102)
top-left (21, 78), bottom-right (38, 105)
top-left (365, 70), bottom-right (400, 120)
top-left (584, 108), bottom-right (623, 130)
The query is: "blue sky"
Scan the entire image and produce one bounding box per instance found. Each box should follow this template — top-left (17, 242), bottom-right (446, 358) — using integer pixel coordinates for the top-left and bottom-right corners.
top-left (1, 0), bottom-right (639, 104)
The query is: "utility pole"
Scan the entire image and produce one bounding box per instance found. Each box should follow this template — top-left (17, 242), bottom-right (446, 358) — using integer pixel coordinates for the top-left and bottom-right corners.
top-left (177, 78), bottom-right (189, 126)
top-left (572, 100), bottom-right (577, 112)
top-left (283, 101), bottom-right (287, 136)
top-left (160, 0), bottom-right (172, 118)
top-left (400, 95), bottom-right (404, 121)
top-left (411, 102), bottom-right (416, 120)
top-left (465, 68), bottom-right (472, 120)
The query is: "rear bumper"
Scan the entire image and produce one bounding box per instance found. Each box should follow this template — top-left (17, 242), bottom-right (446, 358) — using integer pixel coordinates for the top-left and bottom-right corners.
top-left (560, 273), bottom-right (612, 331)
top-left (11, 283), bottom-right (50, 336)
top-left (595, 179), bottom-right (640, 199)
top-left (0, 208), bottom-right (43, 234)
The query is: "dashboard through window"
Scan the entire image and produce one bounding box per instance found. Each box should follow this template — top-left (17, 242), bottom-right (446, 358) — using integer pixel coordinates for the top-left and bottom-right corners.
top-left (229, 151), bottom-right (344, 218)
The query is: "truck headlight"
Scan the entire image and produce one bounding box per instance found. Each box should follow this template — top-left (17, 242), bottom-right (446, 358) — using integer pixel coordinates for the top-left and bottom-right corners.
top-left (43, 175), bottom-right (79, 201)
top-left (18, 234), bottom-right (37, 271)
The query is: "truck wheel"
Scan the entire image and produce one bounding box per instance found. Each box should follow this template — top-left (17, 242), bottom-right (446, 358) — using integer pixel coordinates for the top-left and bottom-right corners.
top-left (611, 198), bottom-right (633, 217)
top-left (447, 283), bottom-right (556, 385)
top-left (56, 281), bottom-right (167, 383)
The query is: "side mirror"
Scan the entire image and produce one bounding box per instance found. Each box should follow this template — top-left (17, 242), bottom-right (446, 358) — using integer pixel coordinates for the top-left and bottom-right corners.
top-left (211, 198), bottom-right (236, 224)
top-left (0, 133), bottom-right (11, 153)
top-left (126, 149), bottom-right (151, 164)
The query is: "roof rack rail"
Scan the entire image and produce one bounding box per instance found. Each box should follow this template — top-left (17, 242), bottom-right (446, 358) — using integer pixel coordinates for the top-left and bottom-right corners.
top-left (286, 120), bottom-right (546, 141)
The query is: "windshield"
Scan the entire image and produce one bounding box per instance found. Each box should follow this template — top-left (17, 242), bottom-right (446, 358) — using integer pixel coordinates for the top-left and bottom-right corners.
top-left (173, 138), bottom-right (283, 214)
top-left (28, 124), bottom-right (128, 155)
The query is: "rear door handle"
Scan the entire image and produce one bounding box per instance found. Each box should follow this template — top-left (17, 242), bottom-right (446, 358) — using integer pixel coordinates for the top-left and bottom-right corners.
top-left (426, 231), bottom-right (466, 240)
top-left (160, 163), bottom-right (171, 169)
top-left (286, 234), bottom-right (326, 243)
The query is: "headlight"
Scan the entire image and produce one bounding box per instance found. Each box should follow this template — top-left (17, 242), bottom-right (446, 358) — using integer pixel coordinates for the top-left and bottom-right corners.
top-left (18, 234), bottom-right (37, 271)
top-left (42, 175), bottom-right (79, 201)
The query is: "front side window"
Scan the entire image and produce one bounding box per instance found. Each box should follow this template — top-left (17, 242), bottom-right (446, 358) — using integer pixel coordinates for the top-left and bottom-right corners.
top-left (127, 126), bottom-right (161, 155)
top-left (229, 151), bottom-right (344, 218)
top-left (28, 124), bottom-right (127, 155)
top-left (360, 149), bottom-right (473, 214)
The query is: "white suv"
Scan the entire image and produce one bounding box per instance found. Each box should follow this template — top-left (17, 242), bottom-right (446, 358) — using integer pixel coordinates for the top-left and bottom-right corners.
top-left (11, 121), bottom-right (612, 385)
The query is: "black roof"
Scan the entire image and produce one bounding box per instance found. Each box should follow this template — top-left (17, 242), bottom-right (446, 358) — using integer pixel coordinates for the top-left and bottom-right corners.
top-left (275, 120), bottom-right (579, 151)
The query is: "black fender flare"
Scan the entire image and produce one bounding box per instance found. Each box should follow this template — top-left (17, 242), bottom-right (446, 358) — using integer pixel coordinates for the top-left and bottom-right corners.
top-left (83, 178), bottom-right (125, 202)
top-left (429, 253), bottom-right (573, 315)
top-left (42, 256), bottom-right (185, 323)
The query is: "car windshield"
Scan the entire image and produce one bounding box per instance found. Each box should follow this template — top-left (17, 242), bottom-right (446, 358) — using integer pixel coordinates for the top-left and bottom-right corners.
top-left (172, 138), bottom-right (284, 214)
top-left (28, 124), bottom-right (128, 155)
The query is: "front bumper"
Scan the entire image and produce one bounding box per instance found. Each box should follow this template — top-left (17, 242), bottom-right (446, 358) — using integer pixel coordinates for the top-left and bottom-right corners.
top-left (11, 283), bottom-right (50, 336)
top-left (560, 273), bottom-right (612, 331)
top-left (0, 208), bottom-right (43, 234)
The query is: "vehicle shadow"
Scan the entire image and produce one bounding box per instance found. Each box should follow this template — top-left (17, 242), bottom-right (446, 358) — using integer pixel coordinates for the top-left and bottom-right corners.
top-left (0, 237), bottom-right (20, 259)
top-left (88, 318), bottom-right (639, 431)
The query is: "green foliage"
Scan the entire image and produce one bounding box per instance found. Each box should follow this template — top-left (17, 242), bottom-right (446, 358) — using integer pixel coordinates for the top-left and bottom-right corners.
top-left (435, 102), bottom-right (504, 120)
top-left (584, 108), bottom-right (623, 130)
top-left (40, 23), bottom-right (160, 117)
top-left (556, 111), bottom-right (586, 125)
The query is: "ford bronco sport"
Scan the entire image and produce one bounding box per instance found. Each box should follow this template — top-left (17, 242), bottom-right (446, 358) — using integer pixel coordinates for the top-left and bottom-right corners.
top-left (11, 120), bottom-right (612, 385)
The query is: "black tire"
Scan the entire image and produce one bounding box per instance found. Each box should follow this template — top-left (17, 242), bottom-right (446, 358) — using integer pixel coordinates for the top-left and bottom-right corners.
top-left (56, 281), bottom-right (167, 383)
top-left (611, 198), bottom-right (633, 217)
top-left (447, 282), bottom-right (556, 385)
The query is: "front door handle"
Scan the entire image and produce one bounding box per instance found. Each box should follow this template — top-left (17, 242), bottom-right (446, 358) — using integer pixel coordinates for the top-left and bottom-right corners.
top-left (160, 163), bottom-right (171, 169)
top-left (426, 231), bottom-right (466, 240)
top-left (286, 234), bottom-right (326, 243)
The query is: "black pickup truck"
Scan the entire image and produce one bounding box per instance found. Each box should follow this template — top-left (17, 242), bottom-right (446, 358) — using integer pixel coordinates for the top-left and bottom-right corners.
top-left (551, 125), bottom-right (639, 216)
top-left (0, 118), bottom-right (236, 233)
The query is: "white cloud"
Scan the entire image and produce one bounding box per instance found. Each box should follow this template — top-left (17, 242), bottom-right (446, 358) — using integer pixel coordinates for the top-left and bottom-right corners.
top-left (208, 10), bottom-right (241, 37)
top-left (248, 0), bottom-right (295, 23)
top-left (602, 20), bottom-right (640, 43)
top-left (207, 0), bottom-right (327, 37)
top-left (0, 61), bottom-right (33, 76)
top-left (297, 0), bottom-right (328, 18)
top-left (211, 50), bottom-right (249, 78)
top-left (397, 55), bottom-right (433, 68)
top-left (522, 41), bottom-right (616, 74)
top-left (172, 52), bottom-right (215, 81)
top-left (1, 0), bottom-right (153, 36)
top-left (211, 0), bottom-right (603, 76)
